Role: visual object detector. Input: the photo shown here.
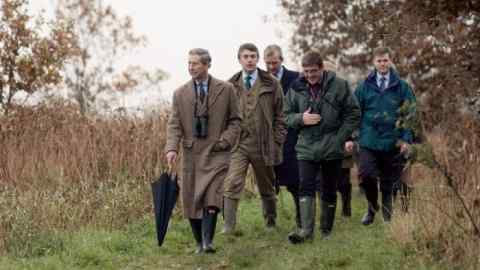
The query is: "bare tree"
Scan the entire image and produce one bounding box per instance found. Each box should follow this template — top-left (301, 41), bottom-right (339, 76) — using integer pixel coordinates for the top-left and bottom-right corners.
top-left (55, 0), bottom-right (166, 115)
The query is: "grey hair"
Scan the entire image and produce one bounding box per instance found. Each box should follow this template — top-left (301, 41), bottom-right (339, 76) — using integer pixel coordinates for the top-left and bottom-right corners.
top-left (264, 44), bottom-right (284, 61)
top-left (189, 48), bottom-right (212, 65)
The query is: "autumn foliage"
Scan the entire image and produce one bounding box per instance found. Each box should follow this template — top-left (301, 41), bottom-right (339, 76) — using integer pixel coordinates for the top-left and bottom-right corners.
top-left (0, 0), bottom-right (76, 115)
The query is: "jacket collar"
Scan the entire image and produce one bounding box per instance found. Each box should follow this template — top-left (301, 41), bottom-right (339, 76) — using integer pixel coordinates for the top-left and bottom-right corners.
top-left (292, 70), bottom-right (336, 96)
top-left (186, 75), bottom-right (225, 107)
top-left (229, 68), bottom-right (276, 95)
top-left (366, 67), bottom-right (400, 91)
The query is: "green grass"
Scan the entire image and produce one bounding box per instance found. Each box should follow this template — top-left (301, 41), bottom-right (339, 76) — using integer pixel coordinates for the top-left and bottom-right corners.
top-left (0, 188), bottom-right (441, 270)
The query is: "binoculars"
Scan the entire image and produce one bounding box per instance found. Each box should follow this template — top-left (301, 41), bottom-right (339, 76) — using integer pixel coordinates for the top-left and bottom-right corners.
top-left (193, 115), bottom-right (208, 138)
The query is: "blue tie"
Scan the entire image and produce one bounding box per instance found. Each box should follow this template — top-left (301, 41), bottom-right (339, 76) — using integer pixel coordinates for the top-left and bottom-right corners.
top-left (199, 83), bottom-right (206, 102)
top-left (379, 76), bottom-right (386, 91)
top-left (245, 74), bottom-right (252, 90)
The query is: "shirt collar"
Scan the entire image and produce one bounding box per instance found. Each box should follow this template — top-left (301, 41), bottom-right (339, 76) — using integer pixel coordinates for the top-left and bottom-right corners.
top-left (276, 66), bottom-right (284, 80)
top-left (194, 77), bottom-right (209, 92)
top-left (376, 71), bottom-right (390, 82)
top-left (242, 69), bottom-right (258, 82)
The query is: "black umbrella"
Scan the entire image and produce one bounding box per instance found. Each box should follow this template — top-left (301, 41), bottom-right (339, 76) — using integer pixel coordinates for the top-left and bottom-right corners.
top-left (151, 171), bottom-right (179, 246)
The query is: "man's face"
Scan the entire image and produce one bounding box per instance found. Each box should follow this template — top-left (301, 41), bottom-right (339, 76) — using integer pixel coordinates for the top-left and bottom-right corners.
top-left (188, 54), bottom-right (209, 80)
top-left (303, 65), bottom-right (323, 85)
top-left (264, 53), bottom-right (282, 76)
top-left (373, 54), bottom-right (391, 74)
top-left (238, 49), bottom-right (259, 73)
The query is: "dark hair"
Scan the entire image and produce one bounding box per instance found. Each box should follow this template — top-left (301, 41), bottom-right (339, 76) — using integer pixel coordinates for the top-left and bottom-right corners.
top-left (301, 50), bottom-right (323, 68)
top-left (237, 43), bottom-right (259, 59)
top-left (373, 46), bottom-right (393, 58)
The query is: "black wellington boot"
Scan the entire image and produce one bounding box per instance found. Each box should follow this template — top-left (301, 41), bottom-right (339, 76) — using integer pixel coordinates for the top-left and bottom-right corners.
top-left (320, 200), bottom-right (336, 239)
top-left (189, 219), bottom-right (203, 254)
top-left (339, 183), bottom-right (352, 217)
top-left (201, 210), bottom-right (218, 253)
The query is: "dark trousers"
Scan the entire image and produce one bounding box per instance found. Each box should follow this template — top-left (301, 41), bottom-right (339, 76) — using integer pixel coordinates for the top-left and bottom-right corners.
top-left (285, 183), bottom-right (299, 197)
top-left (338, 168), bottom-right (351, 195)
top-left (316, 168), bottom-right (351, 198)
top-left (298, 159), bottom-right (343, 203)
top-left (358, 147), bottom-right (406, 206)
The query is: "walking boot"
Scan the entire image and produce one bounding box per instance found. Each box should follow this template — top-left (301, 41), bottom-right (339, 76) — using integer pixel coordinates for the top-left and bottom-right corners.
top-left (320, 200), bottom-right (336, 239)
top-left (361, 201), bottom-right (379, 226)
top-left (201, 210), bottom-right (218, 253)
top-left (340, 184), bottom-right (352, 217)
top-left (189, 219), bottom-right (203, 254)
top-left (222, 197), bottom-right (238, 235)
top-left (288, 196), bottom-right (315, 244)
top-left (382, 192), bottom-right (393, 223)
top-left (261, 197), bottom-right (277, 229)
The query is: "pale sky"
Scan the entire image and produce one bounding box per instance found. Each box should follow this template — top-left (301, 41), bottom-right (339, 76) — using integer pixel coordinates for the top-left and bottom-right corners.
top-left (30, 0), bottom-right (296, 110)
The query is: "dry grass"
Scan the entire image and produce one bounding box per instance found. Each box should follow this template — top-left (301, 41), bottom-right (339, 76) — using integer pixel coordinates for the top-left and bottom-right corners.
top-left (390, 128), bottom-right (480, 269)
top-left (1, 101), bottom-right (479, 269)
top-left (0, 101), bottom-right (170, 256)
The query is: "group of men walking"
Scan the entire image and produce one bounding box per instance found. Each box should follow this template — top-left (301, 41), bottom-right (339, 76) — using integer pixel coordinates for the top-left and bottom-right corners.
top-left (165, 43), bottom-right (416, 253)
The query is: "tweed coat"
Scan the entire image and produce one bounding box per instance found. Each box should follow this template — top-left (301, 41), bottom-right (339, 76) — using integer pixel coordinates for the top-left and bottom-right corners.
top-left (228, 68), bottom-right (287, 166)
top-left (165, 75), bottom-right (241, 219)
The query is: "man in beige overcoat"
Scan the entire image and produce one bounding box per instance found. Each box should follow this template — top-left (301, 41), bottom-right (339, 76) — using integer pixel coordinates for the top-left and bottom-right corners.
top-left (165, 48), bottom-right (241, 253)
top-left (222, 43), bottom-right (287, 234)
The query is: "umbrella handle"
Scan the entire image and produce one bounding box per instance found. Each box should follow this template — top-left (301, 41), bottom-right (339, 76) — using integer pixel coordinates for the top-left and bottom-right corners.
top-left (168, 161), bottom-right (178, 179)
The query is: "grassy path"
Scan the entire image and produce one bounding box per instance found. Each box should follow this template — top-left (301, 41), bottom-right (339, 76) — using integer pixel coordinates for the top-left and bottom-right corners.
top-left (1, 188), bottom-right (437, 270)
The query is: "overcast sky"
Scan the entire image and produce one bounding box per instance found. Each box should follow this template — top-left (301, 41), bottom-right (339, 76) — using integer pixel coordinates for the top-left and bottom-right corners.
top-left (30, 0), bottom-right (296, 110)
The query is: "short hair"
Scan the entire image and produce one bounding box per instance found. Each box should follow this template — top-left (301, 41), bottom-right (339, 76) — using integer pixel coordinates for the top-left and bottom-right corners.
top-left (264, 44), bottom-right (283, 61)
top-left (373, 46), bottom-right (392, 58)
top-left (301, 50), bottom-right (324, 68)
top-left (188, 48), bottom-right (212, 65)
top-left (237, 43), bottom-right (259, 59)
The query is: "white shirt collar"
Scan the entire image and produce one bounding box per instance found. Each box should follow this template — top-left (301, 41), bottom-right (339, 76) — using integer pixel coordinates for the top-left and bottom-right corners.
top-left (242, 69), bottom-right (258, 85)
top-left (376, 71), bottom-right (390, 88)
top-left (194, 77), bottom-right (208, 92)
top-left (276, 66), bottom-right (284, 80)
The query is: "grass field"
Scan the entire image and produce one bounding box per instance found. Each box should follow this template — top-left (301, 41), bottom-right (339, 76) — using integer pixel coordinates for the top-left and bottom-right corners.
top-left (0, 188), bottom-right (443, 270)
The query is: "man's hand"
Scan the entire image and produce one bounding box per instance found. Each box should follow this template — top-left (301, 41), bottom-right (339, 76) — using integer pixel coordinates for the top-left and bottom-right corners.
top-left (400, 143), bottom-right (410, 155)
top-left (213, 140), bottom-right (230, 152)
top-left (302, 107), bottom-right (321, 126)
top-left (345, 141), bottom-right (354, 153)
top-left (165, 151), bottom-right (177, 169)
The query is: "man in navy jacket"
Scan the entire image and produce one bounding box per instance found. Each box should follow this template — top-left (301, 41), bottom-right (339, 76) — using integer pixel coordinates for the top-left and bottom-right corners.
top-left (263, 44), bottom-right (301, 228)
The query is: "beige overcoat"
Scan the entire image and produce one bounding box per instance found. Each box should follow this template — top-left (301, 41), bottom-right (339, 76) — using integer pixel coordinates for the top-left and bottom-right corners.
top-left (165, 76), bottom-right (241, 219)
